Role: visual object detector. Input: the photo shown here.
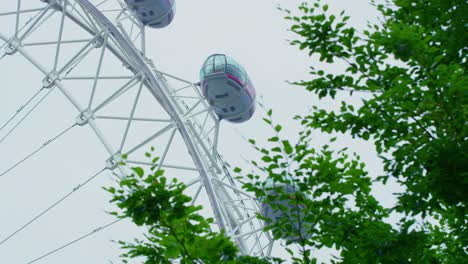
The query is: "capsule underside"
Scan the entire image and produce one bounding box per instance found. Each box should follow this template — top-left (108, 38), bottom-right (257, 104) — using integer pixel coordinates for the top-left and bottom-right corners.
top-left (260, 183), bottom-right (311, 242)
top-left (125, 0), bottom-right (175, 28)
top-left (200, 55), bottom-right (256, 123)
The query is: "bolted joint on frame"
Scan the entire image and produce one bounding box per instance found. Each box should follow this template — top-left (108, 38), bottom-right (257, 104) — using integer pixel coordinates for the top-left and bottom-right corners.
top-left (136, 72), bottom-right (146, 82)
top-left (75, 109), bottom-right (94, 126)
top-left (145, 58), bottom-right (156, 70)
top-left (4, 38), bottom-right (21, 55)
top-left (42, 71), bottom-right (60, 88)
top-left (122, 62), bottom-right (133, 71)
top-left (92, 35), bottom-right (106, 49)
top-left (106, 152), bottom-right (124, 170)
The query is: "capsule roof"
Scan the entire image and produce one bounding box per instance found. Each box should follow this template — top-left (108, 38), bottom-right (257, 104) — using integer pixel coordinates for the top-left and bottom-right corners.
top-left (200, 54), bottom-right (250, 87)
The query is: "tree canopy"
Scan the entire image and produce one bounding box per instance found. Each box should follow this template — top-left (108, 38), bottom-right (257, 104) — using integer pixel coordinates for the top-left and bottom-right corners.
top-left (277, 0), bottom-right (466, 261)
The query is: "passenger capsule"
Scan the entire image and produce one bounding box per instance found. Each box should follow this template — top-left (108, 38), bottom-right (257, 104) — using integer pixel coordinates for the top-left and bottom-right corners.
top-left (260, 180), bottom-right (311, 242)
top-left (200, 54), bottom-right (256, 123)
top-left (125, 0), bottom-right (176, 28)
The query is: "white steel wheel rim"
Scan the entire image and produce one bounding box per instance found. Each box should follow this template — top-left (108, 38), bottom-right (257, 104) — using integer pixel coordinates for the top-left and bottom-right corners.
top-left (0, 0), bottom-right (273, 260)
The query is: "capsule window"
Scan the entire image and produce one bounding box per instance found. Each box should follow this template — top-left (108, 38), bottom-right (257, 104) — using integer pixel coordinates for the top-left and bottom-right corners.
top-left (215, 93), bottom-right (229, 99)
top-left (230, 106), bottom-right (236, 112)
top-left (149, 10), bottom-right (154, 16)
top-left (141, 12), bottom-right (147, 17)
top-left (222, 108), bottom-right (228, 113)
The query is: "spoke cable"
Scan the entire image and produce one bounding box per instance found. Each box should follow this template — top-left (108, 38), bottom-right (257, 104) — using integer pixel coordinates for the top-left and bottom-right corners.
top-left (0, 168), bottom-right (106, 246)
top-left (0, 88), bottom-right (44, 133)
top-left (26, 218), bottom-right (123, 264)
top-left (0, 123), bottom-right (76, 178)
top-left (0, 3), bottom-right (51, 51)
top-left (0, 87), bottom-right (56, 146)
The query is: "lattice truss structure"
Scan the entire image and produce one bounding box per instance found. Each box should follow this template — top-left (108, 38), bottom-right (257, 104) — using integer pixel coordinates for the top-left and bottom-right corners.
top-left (0, 0), bottom-right (273, 260)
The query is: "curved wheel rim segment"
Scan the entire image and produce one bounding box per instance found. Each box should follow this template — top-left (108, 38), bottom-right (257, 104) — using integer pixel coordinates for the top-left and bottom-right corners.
top-left (0, 0), bottom-right (273, 258)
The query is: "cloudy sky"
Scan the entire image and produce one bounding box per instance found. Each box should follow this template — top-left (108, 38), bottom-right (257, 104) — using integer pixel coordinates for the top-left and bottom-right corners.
top-left (0, 1), bottom-right (393, 263)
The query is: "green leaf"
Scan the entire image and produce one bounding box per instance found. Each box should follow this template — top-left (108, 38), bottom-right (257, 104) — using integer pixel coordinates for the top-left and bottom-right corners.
top-left (282, 140), bottom-right (293, 155)
top-left (269, 136), bottom-right (280, 142)
top-left (362, 131), bottom-right (370, 140)
top-left (132, 167), bottom-right (144, 178)
top-left (275, 125), bottom-right (282, 132)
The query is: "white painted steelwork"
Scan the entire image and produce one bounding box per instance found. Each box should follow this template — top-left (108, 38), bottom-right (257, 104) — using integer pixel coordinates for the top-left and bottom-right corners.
top-left (0, 0), bottom-right (273, 259)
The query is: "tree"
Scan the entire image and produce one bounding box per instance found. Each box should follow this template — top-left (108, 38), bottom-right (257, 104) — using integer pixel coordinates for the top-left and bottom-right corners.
top-left (241, 0), bottom-right (466, 261)
top-left (237, 108), bottom-right (442, 263)
top-left (277, 0), bottom-right (466, 261)
top-left (105, 151), bottom-right (279, 264)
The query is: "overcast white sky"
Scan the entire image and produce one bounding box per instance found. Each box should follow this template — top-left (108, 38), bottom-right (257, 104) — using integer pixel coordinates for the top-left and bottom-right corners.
top-left (0, 1), bottom-right (395, 263)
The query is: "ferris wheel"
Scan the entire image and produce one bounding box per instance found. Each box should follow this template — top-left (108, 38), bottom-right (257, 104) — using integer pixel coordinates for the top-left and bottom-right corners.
top-left (0, 0), bottom-right (274, 262)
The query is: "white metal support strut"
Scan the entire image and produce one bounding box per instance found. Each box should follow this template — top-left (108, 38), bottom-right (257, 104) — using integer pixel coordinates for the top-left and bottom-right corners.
top-left (0, 0), bottom-right (272, 257)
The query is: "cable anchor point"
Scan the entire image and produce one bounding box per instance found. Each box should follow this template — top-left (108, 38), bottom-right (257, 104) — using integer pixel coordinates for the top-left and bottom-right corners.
top-left (4, 38), bottom-right (21, 55)
top-left (75, 109), bottom-right (94, 126)
top-left (42, 71), bottom-right (60, 89)
top-left (106, 152), bottom-right (124, 170)
top-left (92, 35), bottom-right (105, 49)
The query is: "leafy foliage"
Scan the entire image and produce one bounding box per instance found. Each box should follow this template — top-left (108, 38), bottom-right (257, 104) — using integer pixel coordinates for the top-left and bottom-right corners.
top-left (105, 151), bottom-right (275, 263)
top-left (238, 112), bottom-right (444, 263)
top-left (280, 0), bottom-right (467, 261)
